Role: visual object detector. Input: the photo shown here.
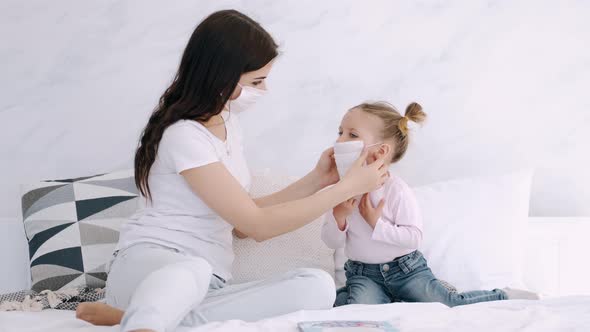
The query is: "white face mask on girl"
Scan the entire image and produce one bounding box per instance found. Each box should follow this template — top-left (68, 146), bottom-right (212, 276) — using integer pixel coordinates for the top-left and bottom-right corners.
top-left (333, 140), bottom-right (382, 179)
top-left (334, 140), bottom-right (387, 203)
top-left (229, 83), bottom-right (266, 114)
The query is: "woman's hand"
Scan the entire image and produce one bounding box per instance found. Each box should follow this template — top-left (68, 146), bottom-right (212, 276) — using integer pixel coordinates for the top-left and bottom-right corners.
top-left (359, 193), bottom-right (385, 229)
top-left (233, 228), bottom-right (248, 239)
top-left (340, 150), bottom-right (389, 197)
top-left (312, 147), bottom-right (340, 188)
top-left (333, 198), bottom-right (357, 230)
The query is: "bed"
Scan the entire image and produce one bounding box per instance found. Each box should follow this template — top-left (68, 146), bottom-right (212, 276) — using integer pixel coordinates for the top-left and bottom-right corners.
top-left (2, 296), bottom-right (590, 331)
top-left (1, 171), bottom-right (590, 331)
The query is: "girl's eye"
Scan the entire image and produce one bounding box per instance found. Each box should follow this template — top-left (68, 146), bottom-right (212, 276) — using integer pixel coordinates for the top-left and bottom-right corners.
top-left (252, 81), bottom-right (262, 86)
top-left (349, 133), bottom-right (358, 138)
top-left (338, 131), bottom-right (343, 136)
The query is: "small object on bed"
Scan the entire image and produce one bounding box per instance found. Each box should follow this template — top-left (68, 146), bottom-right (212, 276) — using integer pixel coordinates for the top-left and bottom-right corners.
top-left (0, 286), bottom-right (105, 312)
top-left (298, 320), bottom-right (398, 332)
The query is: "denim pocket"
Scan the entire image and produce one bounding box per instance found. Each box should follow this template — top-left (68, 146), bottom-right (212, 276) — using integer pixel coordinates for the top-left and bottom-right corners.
top-left (344, 260), bottom-right (361, 278)
top-left (398, 251), bottom-right (424, 275)
top-left (344, 261), bottom-right (352, 278)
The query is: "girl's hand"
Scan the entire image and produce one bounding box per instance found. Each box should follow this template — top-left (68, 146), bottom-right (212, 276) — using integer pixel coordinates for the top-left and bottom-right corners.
top-left (313, 147), bottom-right (340, 188)
top-left (333, 198), bottom-right (357, 230)
top-left (359, 193), bottom-right (385, 229)
top-left (341, 150), bottom-right (389, 197)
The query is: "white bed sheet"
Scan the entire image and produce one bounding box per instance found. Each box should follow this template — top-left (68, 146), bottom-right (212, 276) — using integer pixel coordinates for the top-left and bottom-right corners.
top-left (0, 309), bottom-right (115, 332)
top-left (1, 297), bottom-right (589, 332)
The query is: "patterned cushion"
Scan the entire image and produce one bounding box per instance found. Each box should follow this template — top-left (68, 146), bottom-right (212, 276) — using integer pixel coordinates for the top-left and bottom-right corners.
top-left (21, 170), bottom-right (138, 292)
top-left (232, 171), bottom-right (335, 283)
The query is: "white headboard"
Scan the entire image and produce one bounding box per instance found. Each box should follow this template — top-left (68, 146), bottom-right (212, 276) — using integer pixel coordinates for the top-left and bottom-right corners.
top-left (1, 217), bottom-right (589, 296)
top-left (524, 217), bottom-right (590, 296)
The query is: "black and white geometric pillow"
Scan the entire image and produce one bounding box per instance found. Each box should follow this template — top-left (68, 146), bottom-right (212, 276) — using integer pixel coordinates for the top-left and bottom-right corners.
top-left (21, 170), bottom-right (138, 292)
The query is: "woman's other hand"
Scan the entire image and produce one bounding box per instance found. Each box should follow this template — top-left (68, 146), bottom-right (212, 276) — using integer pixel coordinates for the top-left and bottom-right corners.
top-left (233, 228), bottom-right (248, 239)
top-left (341, 150), bottom-right (388, 197)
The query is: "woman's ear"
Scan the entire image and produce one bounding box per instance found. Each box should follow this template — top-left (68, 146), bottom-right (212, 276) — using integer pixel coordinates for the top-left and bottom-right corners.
top-left (229, 84), bottom-right (241, 100)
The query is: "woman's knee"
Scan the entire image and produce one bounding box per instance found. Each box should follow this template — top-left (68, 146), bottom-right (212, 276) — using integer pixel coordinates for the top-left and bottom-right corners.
top-left (177, 257), bottom-right (213, 277)
top-left (162, 257), bottom-right (213, 288)
top-left (288, 268), bottom-right (336, 310)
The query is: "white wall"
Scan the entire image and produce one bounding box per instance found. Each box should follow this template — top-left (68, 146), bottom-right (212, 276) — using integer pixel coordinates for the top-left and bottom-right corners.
top-left (1, 0), bottom-right (589, 220)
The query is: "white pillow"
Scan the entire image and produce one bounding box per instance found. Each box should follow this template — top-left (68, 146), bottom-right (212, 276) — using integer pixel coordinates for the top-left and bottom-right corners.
top-left (231, 171), bottom-right (335, 284)
top-left (335, 170), bottom-right (532, 292)
top-left (415, 170), bottom-right (532, 291)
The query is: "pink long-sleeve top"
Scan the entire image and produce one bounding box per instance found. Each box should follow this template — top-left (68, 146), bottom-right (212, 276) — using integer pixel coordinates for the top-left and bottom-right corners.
top-left (321, 175), bottom-right (423, 264)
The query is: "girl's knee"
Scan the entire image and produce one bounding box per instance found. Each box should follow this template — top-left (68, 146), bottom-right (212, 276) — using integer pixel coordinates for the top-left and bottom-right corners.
top-left (334, 288), bottom-right (349, 307)
top-left (342, 276), bottom-right (390, 305)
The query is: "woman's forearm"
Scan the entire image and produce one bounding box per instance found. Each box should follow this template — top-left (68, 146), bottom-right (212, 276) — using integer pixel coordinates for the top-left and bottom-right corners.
top-left (183, 155), bottom-right (386, 243)
top-left (249, 181), bottom-right (353, 242)
top-left (253, 170), bottom-right (326, 208)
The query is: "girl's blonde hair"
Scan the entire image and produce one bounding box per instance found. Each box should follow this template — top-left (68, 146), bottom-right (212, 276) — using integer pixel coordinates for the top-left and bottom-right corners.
top-left (352, 101), bottom-right (426, 163)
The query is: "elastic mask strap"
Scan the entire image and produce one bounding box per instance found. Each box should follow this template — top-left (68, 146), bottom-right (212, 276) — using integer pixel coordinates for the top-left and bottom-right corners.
top-left (365, 142), bottom-right (383, 149)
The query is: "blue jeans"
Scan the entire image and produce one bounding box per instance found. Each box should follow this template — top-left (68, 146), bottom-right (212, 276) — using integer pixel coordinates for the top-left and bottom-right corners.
top-left (335, 251), bottom-right (507, 307)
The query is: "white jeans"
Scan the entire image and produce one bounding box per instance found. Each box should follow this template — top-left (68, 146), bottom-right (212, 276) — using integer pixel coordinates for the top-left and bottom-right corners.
top-left (105, 242), bottom-right (336, 332)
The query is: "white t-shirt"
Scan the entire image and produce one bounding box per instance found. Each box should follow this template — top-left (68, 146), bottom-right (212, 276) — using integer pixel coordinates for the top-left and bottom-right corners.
top-left (117, 111), bottom-right (251, 281)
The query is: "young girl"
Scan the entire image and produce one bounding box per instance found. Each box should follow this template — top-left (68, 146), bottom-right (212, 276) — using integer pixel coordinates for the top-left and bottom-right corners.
top-left (322, 101), bottom-right (539, 307)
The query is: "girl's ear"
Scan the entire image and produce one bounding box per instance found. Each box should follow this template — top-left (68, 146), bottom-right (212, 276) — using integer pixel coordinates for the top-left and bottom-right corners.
top-left (378, 143), bottom-right (392, 158)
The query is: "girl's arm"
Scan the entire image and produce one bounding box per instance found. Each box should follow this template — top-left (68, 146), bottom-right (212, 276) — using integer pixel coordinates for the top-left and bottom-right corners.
top-left (360, 190), bottom-right (423, 249)
top-left (253, 148), bottom-right (338, 208)
top-left (321, 212), bottom-right (347, 249)
top-left (371, 222), bottom-right (422, 249)
top-left (183, 150), bottom-right (388, 242)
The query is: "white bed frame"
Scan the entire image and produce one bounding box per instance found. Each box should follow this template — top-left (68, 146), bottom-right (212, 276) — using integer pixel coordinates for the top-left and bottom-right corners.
top-left (523, 217), bottom-right (590, 296)
top-left (1, 217), bottom-right (589, 296)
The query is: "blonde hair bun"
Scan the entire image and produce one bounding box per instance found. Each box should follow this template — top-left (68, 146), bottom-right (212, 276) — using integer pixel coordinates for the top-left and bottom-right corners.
top-left (398, 102), bottom-right (426, 135)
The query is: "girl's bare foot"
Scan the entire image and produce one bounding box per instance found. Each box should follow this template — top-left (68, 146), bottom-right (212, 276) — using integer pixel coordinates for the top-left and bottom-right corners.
top-left (76, 302), bottom-right (124, 326)
top-left (502, 287), bottom-right (541, 300)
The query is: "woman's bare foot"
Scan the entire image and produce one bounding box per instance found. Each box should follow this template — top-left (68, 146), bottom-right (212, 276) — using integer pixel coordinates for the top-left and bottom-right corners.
top-left (76, 302), bottom-right (124, 326)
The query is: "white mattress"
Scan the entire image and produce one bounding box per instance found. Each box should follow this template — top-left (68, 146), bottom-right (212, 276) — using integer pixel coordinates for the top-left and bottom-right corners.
top-left (1, 297), bottom-right (589, 332)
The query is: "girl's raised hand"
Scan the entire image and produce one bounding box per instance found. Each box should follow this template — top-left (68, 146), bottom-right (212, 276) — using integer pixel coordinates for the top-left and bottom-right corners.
top-left (359, 193), bottom-right (385, 229)
top-left (332, 198), bottom-right (356, 231)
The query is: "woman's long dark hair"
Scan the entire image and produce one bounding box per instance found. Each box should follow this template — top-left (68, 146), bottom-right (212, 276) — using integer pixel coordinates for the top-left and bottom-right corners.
top-left (135, 10), bottom-right (278, 199)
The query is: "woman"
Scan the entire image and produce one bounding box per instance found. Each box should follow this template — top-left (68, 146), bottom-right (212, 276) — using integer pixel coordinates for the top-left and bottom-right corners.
top-left (76, 10), bottom-right (388, 332)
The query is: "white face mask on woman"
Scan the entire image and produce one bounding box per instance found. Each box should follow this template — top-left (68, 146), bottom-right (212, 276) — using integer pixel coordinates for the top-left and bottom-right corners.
top-left (230, 83), bottom-right (266, 113)
top-left (333, 140), bottom-right (382, 179)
